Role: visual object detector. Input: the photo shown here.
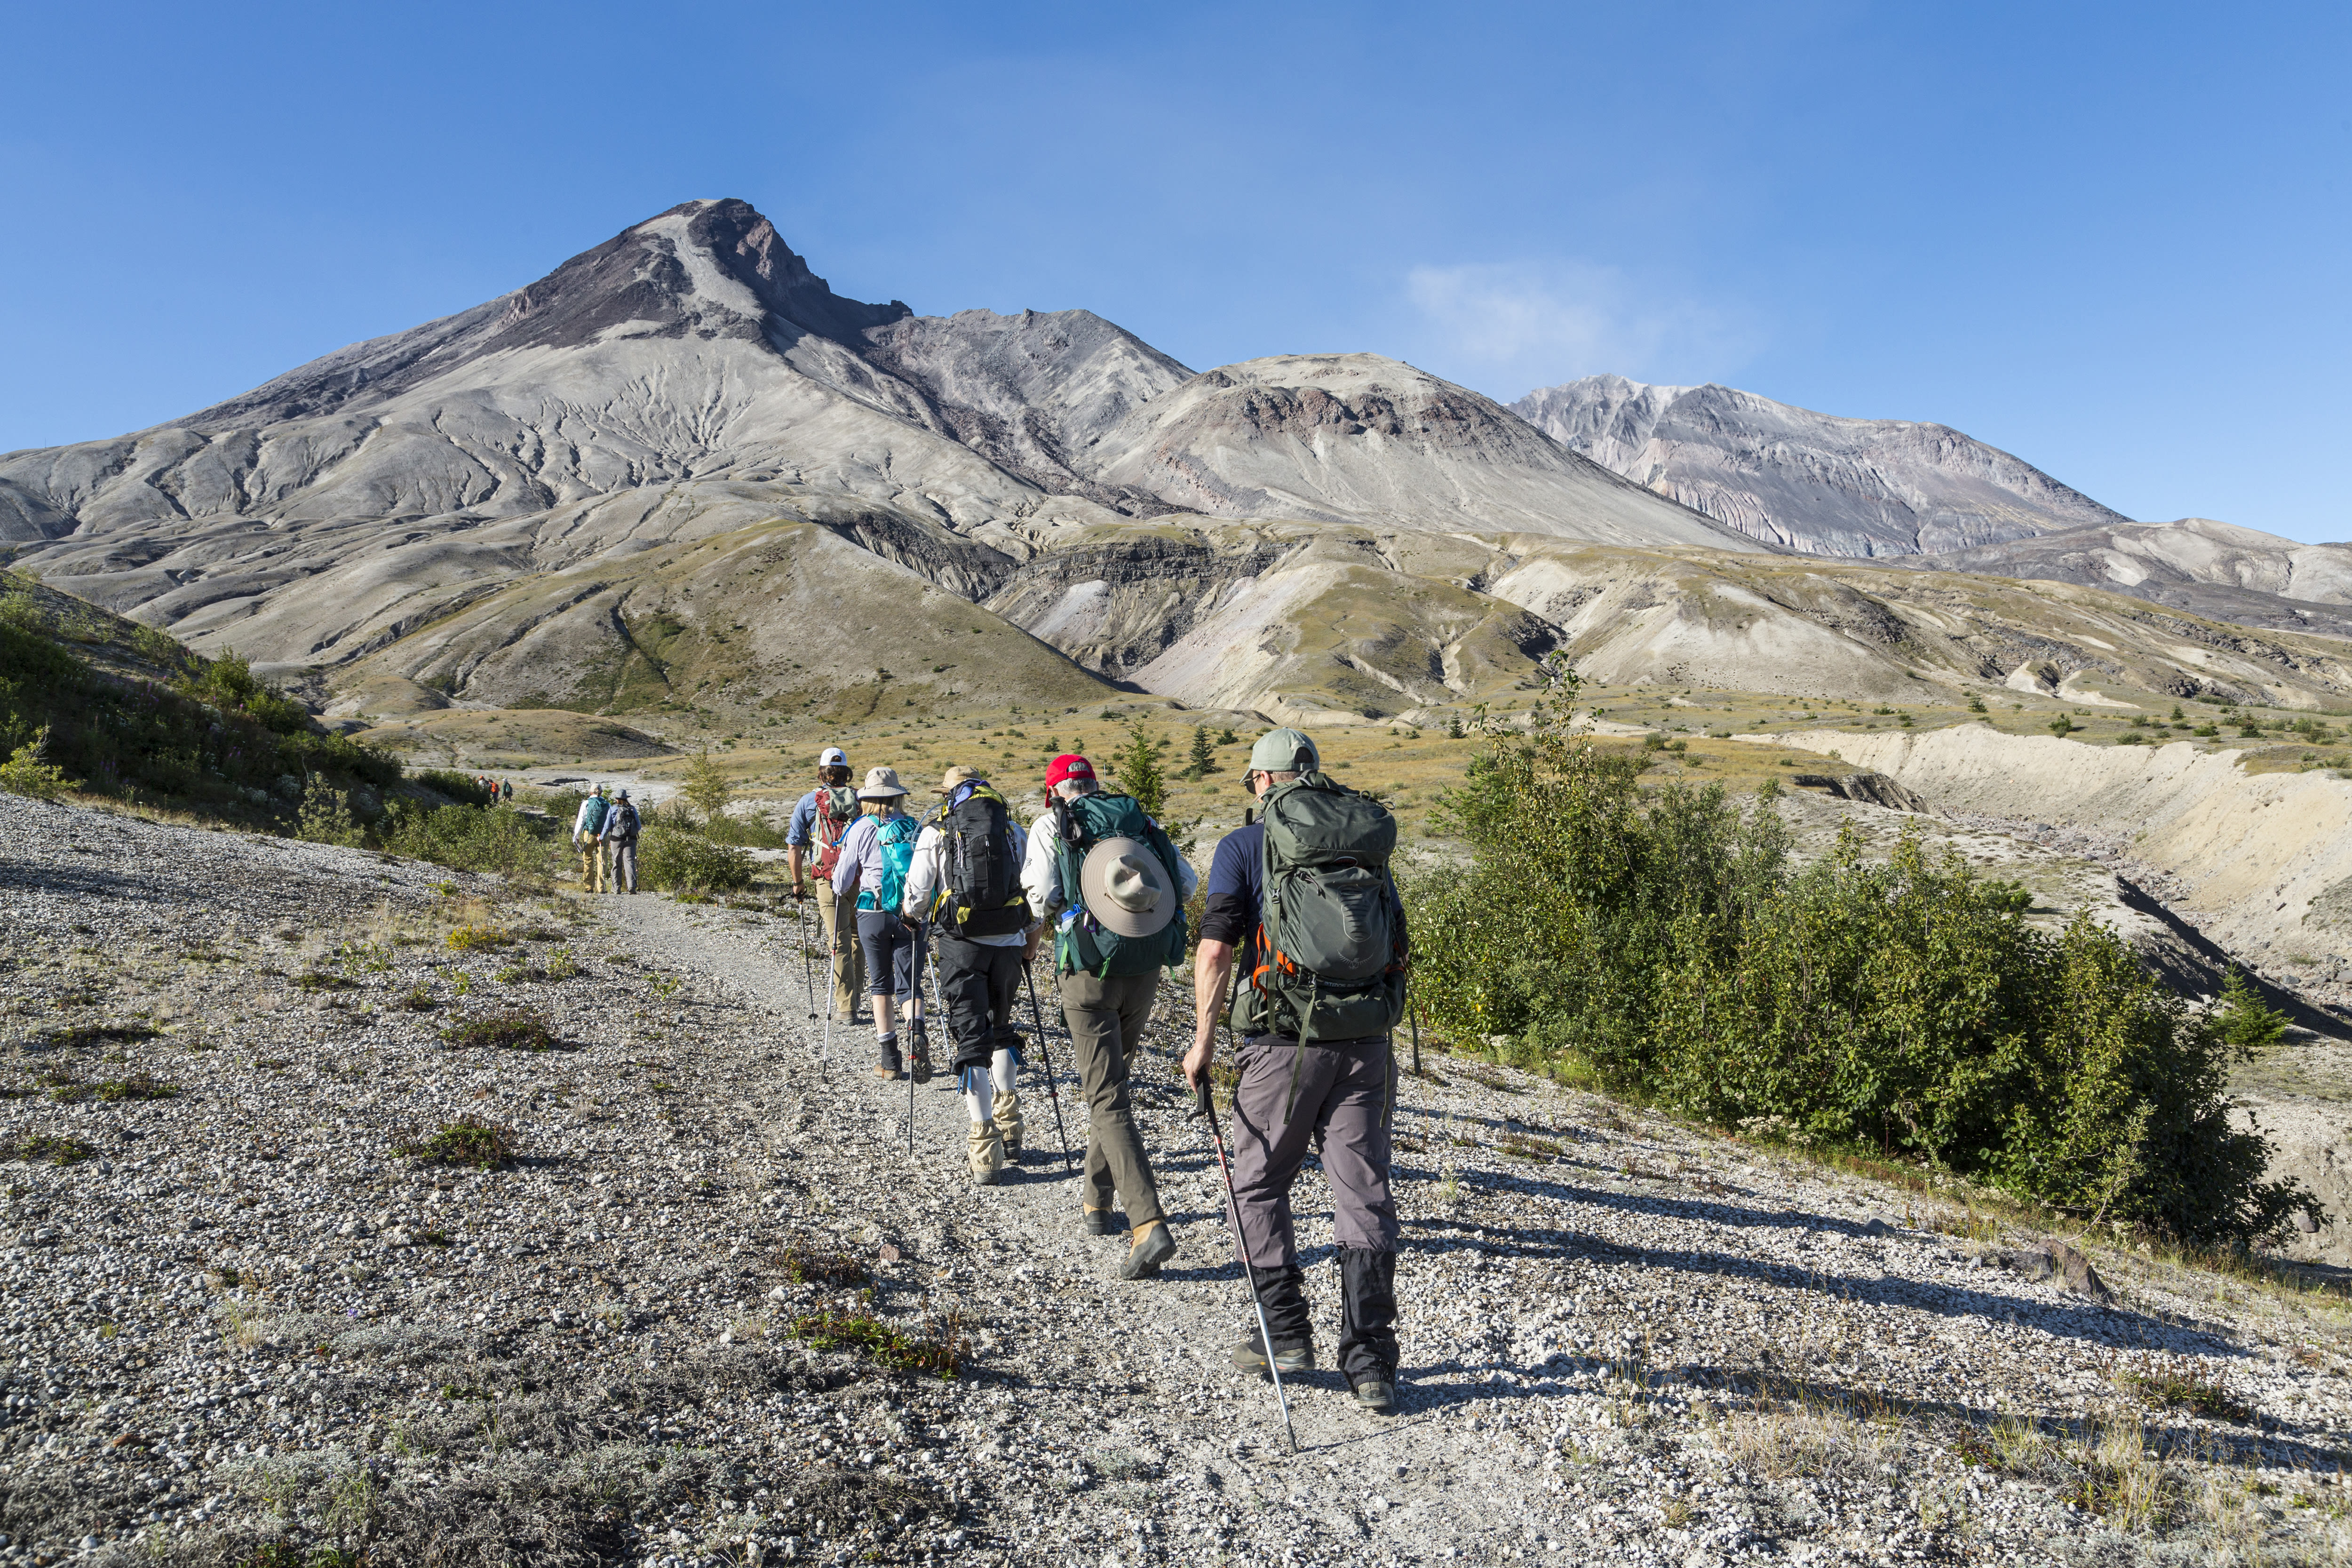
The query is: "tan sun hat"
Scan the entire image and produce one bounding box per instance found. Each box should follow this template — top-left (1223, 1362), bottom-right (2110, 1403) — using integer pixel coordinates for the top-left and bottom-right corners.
top-left (934, 765), bottom-right (983, 794)
top-left (1077, 837), bottom-right (1176, 938)
top-left (857, 766), bottom-right (909, 800)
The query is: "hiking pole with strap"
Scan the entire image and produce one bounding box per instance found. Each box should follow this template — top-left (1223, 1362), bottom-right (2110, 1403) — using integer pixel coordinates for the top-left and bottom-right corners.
top-left (1189, 1076), bottom-right (1297, 1455)
top-left (1021, 957), bottom-right (1075, 1173)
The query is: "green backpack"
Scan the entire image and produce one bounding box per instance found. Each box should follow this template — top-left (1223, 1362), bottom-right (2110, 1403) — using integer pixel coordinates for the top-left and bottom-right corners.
top-left (1051, 792), bottom-right (1189, 978)
top-left (1236, 772), bottom-right (1408, 1052)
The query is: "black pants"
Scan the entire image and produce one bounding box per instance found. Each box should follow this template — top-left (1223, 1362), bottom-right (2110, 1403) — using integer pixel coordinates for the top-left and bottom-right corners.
top-left (935, 933), bottom-right (1025, 1074)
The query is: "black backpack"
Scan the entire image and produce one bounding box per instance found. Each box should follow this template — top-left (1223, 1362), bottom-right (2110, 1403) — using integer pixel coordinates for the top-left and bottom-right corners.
top-left (610, 801), bottom-right (640, 841)
top-left (937, 782), bottom-right (1033, 939)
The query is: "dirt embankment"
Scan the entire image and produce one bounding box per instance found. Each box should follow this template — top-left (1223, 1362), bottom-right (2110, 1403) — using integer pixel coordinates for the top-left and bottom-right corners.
top-left (1777, 725), bottom-right (2352, 985)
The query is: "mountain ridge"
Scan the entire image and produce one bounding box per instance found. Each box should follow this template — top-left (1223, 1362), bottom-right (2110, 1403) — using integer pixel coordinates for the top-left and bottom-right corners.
top-left (1513, 373), bottom-right (2130, 557)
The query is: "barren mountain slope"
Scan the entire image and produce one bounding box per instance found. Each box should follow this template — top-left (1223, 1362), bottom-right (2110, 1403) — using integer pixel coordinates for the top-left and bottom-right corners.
top-left (1891, 517), bottom-right (2352, 637)
top-left (1515, 374), bottom-right (2127, 557)
top-left (1083, 356), bottom-right (1772, 549)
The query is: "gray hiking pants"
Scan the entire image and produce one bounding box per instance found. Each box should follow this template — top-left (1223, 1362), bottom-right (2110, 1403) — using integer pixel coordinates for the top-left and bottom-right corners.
top-left (1061, 970), bottom-right (1164, 1227)
top-left (1226, 1033), bottom-right (1397, 1268)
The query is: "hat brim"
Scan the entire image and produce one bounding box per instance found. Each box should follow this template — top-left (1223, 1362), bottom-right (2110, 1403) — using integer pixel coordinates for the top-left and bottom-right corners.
top-left (857, 787), bottom-right (909, 800)
top-left (1077, 837), bottom-right (1177, 939)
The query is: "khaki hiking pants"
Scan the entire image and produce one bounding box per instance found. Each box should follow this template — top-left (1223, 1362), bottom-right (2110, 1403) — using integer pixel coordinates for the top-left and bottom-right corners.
top-left (816, 884), bottom-right (866, 1018)
top-left (577, 836), bottom-right (606, 893)
top-left (1060, 970), bottom-right (1165, 1227)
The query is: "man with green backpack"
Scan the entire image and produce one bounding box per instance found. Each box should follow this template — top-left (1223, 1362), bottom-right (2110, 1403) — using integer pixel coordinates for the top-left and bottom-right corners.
top-left (1020, 752), bottom-right (1200, 1279)
top-left (1184, 727), bottom-right (1408, 1413)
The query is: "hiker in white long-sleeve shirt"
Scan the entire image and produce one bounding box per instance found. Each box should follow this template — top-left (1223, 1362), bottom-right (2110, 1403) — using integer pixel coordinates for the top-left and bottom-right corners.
top-left (830, 768), bottom-right (931, 1082)
top-left (902, 766), bottom-right (1037, 1187)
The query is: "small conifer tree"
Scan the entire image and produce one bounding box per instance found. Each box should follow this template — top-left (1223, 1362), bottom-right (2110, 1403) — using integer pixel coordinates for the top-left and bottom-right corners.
top-left (1186, 724), bottom-right (1215, 780)
top-left (1117, 725), bottom-right (1167, 819)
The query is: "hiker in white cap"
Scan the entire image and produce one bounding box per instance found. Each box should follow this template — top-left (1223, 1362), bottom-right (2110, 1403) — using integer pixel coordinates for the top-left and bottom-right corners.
top-left (1021, 751), bottom-right (1198, 1278)
top-left (830, 767), bottom-right (932, 1082)
top-left (787, 746), bottom-right (865, 1021)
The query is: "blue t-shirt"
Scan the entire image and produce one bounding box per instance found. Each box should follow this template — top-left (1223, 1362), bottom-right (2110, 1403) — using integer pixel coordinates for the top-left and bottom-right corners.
top-left (786, 788), bottom-right (823, 848)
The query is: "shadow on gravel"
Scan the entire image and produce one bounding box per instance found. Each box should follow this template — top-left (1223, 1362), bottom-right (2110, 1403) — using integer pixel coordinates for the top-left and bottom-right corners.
top-left (1374, 1179), bottom-right (2230, 1355)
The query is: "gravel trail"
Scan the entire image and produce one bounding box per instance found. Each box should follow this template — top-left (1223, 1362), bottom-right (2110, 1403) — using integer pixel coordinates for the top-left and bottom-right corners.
top-left (3, 795), bottom-right (2352, 1566)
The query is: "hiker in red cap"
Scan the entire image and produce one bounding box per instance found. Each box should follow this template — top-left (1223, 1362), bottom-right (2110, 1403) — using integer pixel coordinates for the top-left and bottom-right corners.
top-left (1020, 751), bottom-right (1198, 1279)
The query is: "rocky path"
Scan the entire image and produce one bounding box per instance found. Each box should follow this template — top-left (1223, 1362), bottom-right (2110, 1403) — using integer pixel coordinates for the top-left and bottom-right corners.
top-left (4, 796), bottom-right (2352, 1566)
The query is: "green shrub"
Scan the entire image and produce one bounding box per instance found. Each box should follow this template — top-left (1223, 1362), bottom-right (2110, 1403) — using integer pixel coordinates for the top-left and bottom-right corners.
top-left (385, 802), bottom-right (556, 879)
top-left (640, 823), bottom-right (754, 892)
top-left (0, 727), bottom-right (70, 800)
top-left (297, 779), bottom-right (366, 846)
top-left (414, 769), bottom-right (496, 806)
top-left (1411, 694), bottom-right (2320, 1247)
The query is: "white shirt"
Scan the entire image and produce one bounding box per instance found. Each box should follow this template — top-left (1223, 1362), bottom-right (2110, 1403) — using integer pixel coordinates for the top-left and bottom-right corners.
top-left (903, 818), bottom-right (1037, 948)
top-left (1022, 796), bottom-right (1200, 918)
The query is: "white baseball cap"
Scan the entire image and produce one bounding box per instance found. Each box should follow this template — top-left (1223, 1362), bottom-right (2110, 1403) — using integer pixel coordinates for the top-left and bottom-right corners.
top-left (818, 747), bottom-right (848, 767)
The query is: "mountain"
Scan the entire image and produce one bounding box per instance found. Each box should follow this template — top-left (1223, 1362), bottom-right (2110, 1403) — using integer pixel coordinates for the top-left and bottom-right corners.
top-left (1886, 517), bottom-right (2352, 637)
top-left (4, 198), bottom-right (2347, 732)
top-left (1513, 374), bottom-right (2129, 557)
top-left (0, 199), bottom-right (1764, 729)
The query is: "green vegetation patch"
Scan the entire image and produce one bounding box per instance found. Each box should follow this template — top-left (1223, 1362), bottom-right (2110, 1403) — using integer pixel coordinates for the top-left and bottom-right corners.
top-left (788, 1309), bottom-right (960, 1379)
top-left (8, 1133), bottom-right (96, 1166)
top-left (1411, 669), bottom-right (2323, 1249)
top-left (640, 823), bottom-right (755, 892)
top-left (396, 1115), bottom-right (518, 1171)
top-left (39, 1022), bottom-right (159, 1050)
top-left (440, 1010), bottom-right (560, 1052)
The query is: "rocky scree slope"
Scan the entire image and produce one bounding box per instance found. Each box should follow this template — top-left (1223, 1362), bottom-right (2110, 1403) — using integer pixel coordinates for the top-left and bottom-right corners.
top-left (1515, 374), bottom-right (2130, 558)
top-left (8, 797), bottom-right (2352, 1566)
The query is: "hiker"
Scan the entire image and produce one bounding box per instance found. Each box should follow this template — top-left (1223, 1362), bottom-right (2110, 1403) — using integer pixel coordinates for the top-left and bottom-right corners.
top-left (1020, 752), bottom-right (1197, 1278)
top-left (830, 768), bottom-right (932, 1082)
top-left (571, 784), bottom-right (611, 894)
top-left (1185, 727), bottom-right (1409, 1413)
top-left (501, 778), bottom-right (513, 804)
top-left (787, 747), bottom-right (866, 1021)
top-left (902, 765), bottom-right (1036, 1186)
top-left (606, 788), bottom-right (642, 895)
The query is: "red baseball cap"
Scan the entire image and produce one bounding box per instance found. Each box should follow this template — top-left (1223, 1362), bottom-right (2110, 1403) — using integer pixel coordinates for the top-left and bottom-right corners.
top-left (1045, 754), bottom-right (1096, 789)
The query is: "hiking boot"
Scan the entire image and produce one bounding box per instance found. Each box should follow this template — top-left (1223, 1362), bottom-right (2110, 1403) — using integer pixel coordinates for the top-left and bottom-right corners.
top-left (874, 1036), bottom-right (904, 1081)
top-left (967, 1122), bottom-right (1005, 1188)
top-left (1081, 1207), bottom-right (1120, 1237)
top-left (1350, 1378), bottom-right (1396, 1414)
top-left (994, 1088), bottom-right (1025, 1158)
top-left (1121, 1222), bottom-right (1177, 1281)
top-left (1231, 1326), bottom-right (1313, 1378)
top-left (906, 1020), bottom-right (933, 1084)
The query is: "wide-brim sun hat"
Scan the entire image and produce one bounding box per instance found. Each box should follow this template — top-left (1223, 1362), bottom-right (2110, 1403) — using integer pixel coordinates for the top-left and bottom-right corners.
top-left (1078, 836), bottom-right (1176, 938)
top-left (858, 766), bottom-right (909, 800)
top-left (934, 765), bottom-right (982, 794)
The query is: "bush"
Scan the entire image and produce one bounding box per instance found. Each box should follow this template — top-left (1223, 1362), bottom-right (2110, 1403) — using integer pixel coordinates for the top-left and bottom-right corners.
top-left (640, 822), bottom-right (755, 892)
top-left (0, 728), bottom-right (70, 800)
top-left (1411, 687), bottom-right (2320, 1247)
top-left (414, 769), bottom-right (496, 806)
top-left (385, 802), bottom-right (557, 879)
top-left (297, 778), bottom-right (366, 846)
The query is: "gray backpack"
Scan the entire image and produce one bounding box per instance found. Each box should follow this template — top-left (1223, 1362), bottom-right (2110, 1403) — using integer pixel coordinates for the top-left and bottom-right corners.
top-left (1236, 772), bottom-right (1408, 1061)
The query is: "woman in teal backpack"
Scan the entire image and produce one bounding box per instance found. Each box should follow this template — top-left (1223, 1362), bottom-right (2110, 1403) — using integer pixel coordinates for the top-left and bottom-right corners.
top-left (830, 767), bottom-right (933, 1082)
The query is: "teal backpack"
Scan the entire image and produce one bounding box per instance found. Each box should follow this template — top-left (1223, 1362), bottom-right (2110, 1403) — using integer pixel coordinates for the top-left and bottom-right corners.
top-left (1235, 772), bottom-right (1407, 1054)
top-left (862, 813), bottom-right (921, 914)
top-left (1050, 792), bottom-right (1189, 978)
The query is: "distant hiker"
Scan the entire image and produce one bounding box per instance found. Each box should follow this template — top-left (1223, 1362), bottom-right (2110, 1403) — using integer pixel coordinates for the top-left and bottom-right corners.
top-left (831, 767), bottom-right (932, 1082)
top-left (1186, 727), bottom-right (1409, 1413)
top-left (572, 785), bottom-right (612, 895)
top-left (787, 747), bottom-right (866, 1021)
top-left (501, 778), bottom-right (513, 803)
top-left (1021, 752), bottom-right (1196, 1278)
top-left (606, 788), bottom-right (642, 896)
top-left (903, 765), bottom-right (1037, 1186)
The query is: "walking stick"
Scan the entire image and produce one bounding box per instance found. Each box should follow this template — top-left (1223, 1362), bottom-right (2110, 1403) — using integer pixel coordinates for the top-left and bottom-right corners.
top-left (799, 895), bottom-right (816, 1020)
top-left (1410, 1001), bottom-right (1422, 1078)
top-left (1022, 959), bottom-right (1075, 1173)
top-left (1190, 1077), bottom-right (1297, 1454)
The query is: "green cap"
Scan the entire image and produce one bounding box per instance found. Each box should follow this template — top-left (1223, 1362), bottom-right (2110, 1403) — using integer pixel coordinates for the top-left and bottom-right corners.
top-left (1248, 726), bottom-right (1319, 775)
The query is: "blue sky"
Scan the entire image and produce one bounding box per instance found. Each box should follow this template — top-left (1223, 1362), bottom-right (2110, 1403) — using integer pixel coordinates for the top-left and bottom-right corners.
top-left (4, 1), bottom-right (2346, 541)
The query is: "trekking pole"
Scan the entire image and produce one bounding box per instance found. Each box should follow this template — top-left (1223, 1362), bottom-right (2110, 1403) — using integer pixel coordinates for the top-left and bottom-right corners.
top-left (1190, 1076), bottom-right (1296, 1454)
top-left (1410, 1002), bottom-right (1422, 1078)
top-left (799, 896), bottom-right (816, 1020)
top-left (1021, 958), bottom-right (1075, 1173)
top-left (822, 924), bottom-right (837, 1057)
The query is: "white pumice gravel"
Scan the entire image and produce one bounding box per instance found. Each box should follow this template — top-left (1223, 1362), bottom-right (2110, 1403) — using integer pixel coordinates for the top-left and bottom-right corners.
top-left (2, 790), bottom-right (2351, 1567)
